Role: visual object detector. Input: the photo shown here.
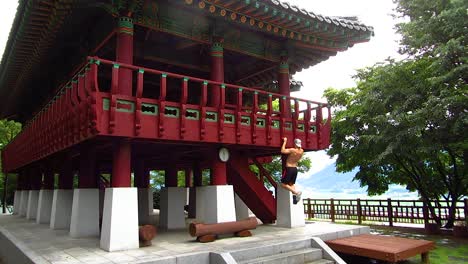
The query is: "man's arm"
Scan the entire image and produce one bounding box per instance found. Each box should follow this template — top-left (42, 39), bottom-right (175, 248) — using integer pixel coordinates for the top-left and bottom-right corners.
top-left (281, 137), bottom-right (292, 154)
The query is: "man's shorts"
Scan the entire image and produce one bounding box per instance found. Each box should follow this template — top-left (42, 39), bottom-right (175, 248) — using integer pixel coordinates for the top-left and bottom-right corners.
top-left (281, 167), bottom-right (298, 184)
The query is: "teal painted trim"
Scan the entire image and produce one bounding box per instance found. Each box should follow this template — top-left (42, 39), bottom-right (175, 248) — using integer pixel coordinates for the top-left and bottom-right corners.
top-left (256, 118), bottom-right (265, 128)
top-left (206, 111), bottom-right (218, 122)
top-left (103, 98), bottom-right (110, 111)
top-left (185, 109), bottom-right (200, 120)
top-left (268, 94), bottom-right (272, 97)
top-left (224, 113), bottom-right (235, 124)
top-left (271, 120), bottom-right (280, 129)
top-left (95, 60), bottom-right (101, 65)
top-left (203, 81), bottom-right (208, 85)
top-left (255, 91), bottom-right (259, 95)
top-left (238, 88), bottom-right (243, 92)
top-left (113, 64), bottom-right (120, 69)
top-left (241, 116), bottom-right (251, 126)
top-left (221, 84), bottom-right (226, 89)
top-left (310, 125), bottom-right (317, 133)
top-left (139, 69), bottom-right (145, 74)
top-left (141, 103), bottom-right (158, 115)
top-left (297, 123), bottom-right (305, 131)
top-left (164, 106), bottom-right (179, 118)
top-left (116, 100), bottom-right (135, 113)
top-left (184, 77), bottom-right (189, 81)
top-left (162, 74), bottom-right (167, 78)
top-left (282, 96), bottom-right (287, 100)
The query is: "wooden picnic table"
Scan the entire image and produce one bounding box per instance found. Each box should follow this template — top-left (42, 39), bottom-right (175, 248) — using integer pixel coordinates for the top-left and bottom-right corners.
top-left (326, 234), bottom-right (435, 263)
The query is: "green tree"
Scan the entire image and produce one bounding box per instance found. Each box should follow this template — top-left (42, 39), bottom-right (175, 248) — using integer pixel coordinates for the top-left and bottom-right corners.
top-left (250, 155), bottom-right (311, 188)
top-left (0, 119), bottom-right (22, 213)
top-left (324, 0), bottom-right (467, 228)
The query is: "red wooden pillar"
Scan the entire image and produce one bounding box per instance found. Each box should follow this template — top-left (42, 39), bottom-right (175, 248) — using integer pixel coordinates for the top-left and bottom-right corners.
top-left (185, 169), bottom-right (192, 187)
top-left (116, 16), bottom-right (134, 96)
top-left (278, 55), bottom-right (291, 116)
top-left (111, 16), bottom-right (134, 188)
top-left (209, 38), bottom-right (224, 107)
top-left (59, 156), bottom-right (73, 189)
top-left (211, 157), bottom-right (227, 185)
top-left (78, 148), bottom-right (97, 188)
top-left (193, 163), bottom-right (202, 187)
top-left (112, 140), bottom-right (132, 187)
top-left (29, 167), bottom-right (42, 190)
top-left (17, 172), bottom-right (23, 190)
top-left (134, 160), bottom-right (149, 188)
top-left (43, 166), bottom-right (55, 190)
top-left (165, 167), bottom-right (178, 187)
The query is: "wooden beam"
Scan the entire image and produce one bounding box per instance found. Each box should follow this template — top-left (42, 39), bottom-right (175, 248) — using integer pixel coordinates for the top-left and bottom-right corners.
top-left (143, 55), bottom-right (210, 72)
top-left (176, 40), bottom-right (199, 50)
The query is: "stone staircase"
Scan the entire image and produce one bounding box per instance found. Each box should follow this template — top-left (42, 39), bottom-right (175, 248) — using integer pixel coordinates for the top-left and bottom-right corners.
top-left (227, 238), bottom-right (340, 264)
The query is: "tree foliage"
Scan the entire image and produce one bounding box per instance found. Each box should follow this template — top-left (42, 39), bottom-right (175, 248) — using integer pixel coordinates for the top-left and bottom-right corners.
top-left (250, 155), bottom-right (311, 188)
top-left (324, 0), bottom-right (467, 227)
top-left (0, 119), bottom-right (22, 211)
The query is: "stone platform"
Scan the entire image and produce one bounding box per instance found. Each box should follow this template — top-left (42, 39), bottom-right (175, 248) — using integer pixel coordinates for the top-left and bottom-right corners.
top-left (0, 214), bottom-right (369, 264)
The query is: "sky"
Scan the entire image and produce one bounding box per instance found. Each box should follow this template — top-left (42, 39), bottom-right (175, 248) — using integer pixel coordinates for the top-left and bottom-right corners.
top-left (286, 0), bottom-right (405, 184)
top-left (0, 0), bottom-right (407, 197)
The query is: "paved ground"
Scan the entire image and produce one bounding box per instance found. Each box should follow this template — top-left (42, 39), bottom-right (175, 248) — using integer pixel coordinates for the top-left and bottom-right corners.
top-left (0, 214), bottom-right (369, 264)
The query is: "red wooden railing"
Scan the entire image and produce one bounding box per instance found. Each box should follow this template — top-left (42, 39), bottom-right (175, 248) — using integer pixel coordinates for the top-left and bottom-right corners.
top-left (303, 198), bottom-right (468, 226)
top-left (2, 57), bottom-right (331, 172)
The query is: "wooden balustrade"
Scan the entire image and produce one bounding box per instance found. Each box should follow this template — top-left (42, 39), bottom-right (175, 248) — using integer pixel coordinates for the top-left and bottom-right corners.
top-left (2, 56), bottom-right (331, 172)
top-left (303, 198), bottom-right (468, 227)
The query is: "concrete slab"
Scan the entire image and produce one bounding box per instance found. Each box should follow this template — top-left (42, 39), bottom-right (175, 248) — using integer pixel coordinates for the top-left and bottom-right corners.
top-left (196, 185), bottom-right (236, 224)
top-left (50, 189), bottom-right (73, 230)
top-left (19, 190), bottom-right (29, 216)
top-left (13, 191), bottom-right (21, 215)
top-left (0, 212), bottom-right (369, 264)
top-left (36, 190), bottom-right (54, 224)
top-left (100, 187), bottom-right (139, 252)
top-left (276, 187), bottom-right (305, 228)
top-left (159, 187), bottom-right (186, 230)
top-left (26, 190), bottom-right (39, 220)
top-left (69, 188), bottom-right (100, 237)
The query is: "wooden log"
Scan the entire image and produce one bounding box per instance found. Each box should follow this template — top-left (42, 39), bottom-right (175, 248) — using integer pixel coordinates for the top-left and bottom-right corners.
top-left (139, 225), bottom-right (157, 247)
top-left (189, 217), bottom-right (257, 237)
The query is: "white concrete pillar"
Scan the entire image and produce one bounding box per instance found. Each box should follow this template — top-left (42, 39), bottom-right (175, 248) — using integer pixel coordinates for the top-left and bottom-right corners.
top-left (19, 190), bottom-right (29, 216)
top-left (26, 190), bottom-right (40, 220)
top-left (138, 188), bottom-right (153, 225)
top-left (50, 189), bottom-right (74, 229)
top-left (100, 187), bottom-right (139, 252)
top-left (235, 193), bottom-right (251, 221)
top-left (196, 185), bottom-right (236, 224)
top-left (70, 189), bottom-right (100, 237)
top-left (13, 191), bottom-right (21, 215)
top-left (36, 190), bottom-right (54, 224)
top-left (159, 187), bottom-right (186, 229)
top-left (276, 187), bottom-right (305, 228)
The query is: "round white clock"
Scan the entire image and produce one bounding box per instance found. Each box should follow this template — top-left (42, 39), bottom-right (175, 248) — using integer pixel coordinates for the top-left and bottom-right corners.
top-left (218, 147), bottom-right (230, 162)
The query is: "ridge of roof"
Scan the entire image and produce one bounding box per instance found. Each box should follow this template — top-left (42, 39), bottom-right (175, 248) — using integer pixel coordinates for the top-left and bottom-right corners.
top-left (264, 0), bottom-right (374, 32)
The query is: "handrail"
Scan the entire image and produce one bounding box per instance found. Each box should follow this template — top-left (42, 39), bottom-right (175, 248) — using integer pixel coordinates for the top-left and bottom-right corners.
top-left (252, 158), bottom-right (277, 189)
top-left (303, 198), bottom-right (468, 226)
top-left (89, 56), bottom-right (329, 107)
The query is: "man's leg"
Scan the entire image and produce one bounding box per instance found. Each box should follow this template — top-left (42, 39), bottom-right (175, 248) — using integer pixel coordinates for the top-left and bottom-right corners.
top-left (281, 183), bottom-right (298, 194)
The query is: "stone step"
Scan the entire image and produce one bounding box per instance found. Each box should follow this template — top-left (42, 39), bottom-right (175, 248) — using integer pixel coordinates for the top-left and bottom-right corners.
top-left (306, 259), bottom-right (335, 264)
top-left (230, 239), bottom-right (312, 262)
top-left (238, 248), bottom-right (323, 264)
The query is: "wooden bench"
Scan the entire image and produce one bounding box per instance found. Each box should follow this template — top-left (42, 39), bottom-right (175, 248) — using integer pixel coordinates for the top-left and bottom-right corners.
top-left (326, 234), bottom-right (434, 264)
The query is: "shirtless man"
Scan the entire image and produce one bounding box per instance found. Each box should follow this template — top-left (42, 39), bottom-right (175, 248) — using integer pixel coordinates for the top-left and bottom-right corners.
top-left (280, 137), bottom-right (304, 204)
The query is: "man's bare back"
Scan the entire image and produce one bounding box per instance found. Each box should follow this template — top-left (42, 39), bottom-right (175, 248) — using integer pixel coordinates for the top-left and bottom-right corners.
top-left (281, 138), bottom-right (304, 167)
top-left (285, 148), bottom-right (304, 167)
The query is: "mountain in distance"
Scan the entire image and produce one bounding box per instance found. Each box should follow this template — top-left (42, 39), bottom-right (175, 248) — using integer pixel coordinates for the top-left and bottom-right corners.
top-left (297, 163), bottom-right (418, 200)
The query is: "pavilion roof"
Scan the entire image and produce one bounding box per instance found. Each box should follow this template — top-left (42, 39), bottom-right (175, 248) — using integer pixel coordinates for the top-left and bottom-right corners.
top-left (0, 0), bottom-right (373, 122)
